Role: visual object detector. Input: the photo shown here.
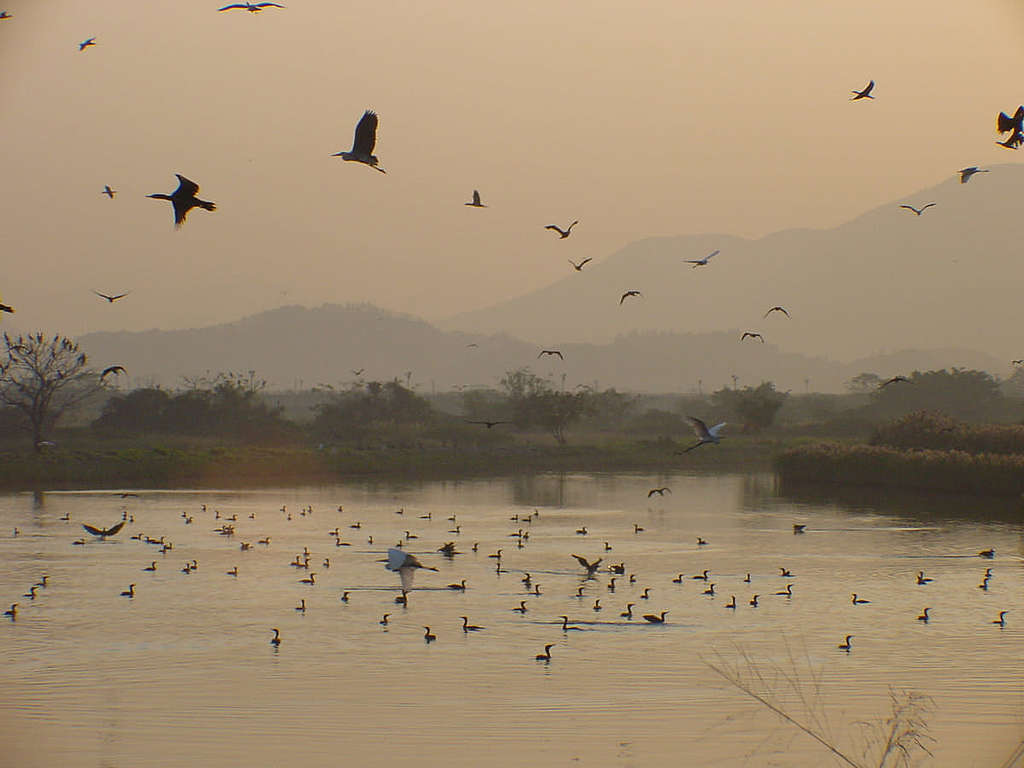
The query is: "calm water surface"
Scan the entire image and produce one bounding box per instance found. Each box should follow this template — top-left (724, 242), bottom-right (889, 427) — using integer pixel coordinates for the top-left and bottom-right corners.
top-left (0, 473), bottom-right (1021, 767)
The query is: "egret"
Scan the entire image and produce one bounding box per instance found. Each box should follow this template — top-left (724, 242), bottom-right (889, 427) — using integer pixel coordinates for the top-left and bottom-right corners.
top-left (900, 203), bottom-right (936, 216)
top-left (764, 306), bottom-right (790, 318)
top-left (382, 547), bottom-right (437, 591)
top-left (465, 190), bottom-right (486, 207)
top-left (619, 290), bottom-right (642, 305)
top-left (850, 80), bottom-right (874, 100)
top-left (680, 417), bottom-right (727, 453)
top-left (568, 258), bottom-right (592, 271)
top-left (78, 38), bottom-right (97, 51)
top-left (683, 249), bottom-right (719, 268)
top-left (147, 174), bottom-right (216, 228)
top-left (537, 349), bottom-right (564, 360)
top-left (545, 220), bottom-right (578, 239)
top-left (959, 167), bottom-right (989, 184)
top-left (535, 644), bottom-right (554, 661)
top-left (102, 185), bottom-right (116, 199)
top-left (82, 520), bottom-right (126, 539)
top-left (332, 110), bottom-right (386, 173)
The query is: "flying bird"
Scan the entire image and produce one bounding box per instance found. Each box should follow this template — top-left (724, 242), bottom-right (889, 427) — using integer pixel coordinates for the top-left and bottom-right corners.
top-left (997, 106), bottom-right (1024, 134)
top-left (996, 130), bottom-right (1024, 150)
top-left (93, 290), bottom-right (130, 303)
top-left (763, 306), bottom-right (790, 318)
top-left (78, 38), bottom-right (96, 51)
top-left (545, 221), bottom-right (578, 239)
top-left (680, 416), bottom-right (726, 453)
top-left (100, 365), bottom-right (126, 380)
top-left (332, 110), bottom-right (385, 173)
top-left (102, 185), bottom-right (116, 199)
top-left (647, 487), bottom-right (671, 497)
top-left (0, 11), bottom-right (12, 19)
top-left (218, 2), bottom-right (285, 11)
top-left (568, 258), bottom-right (592, 271)
top-left (740, 332), bottom-right (764, 343)
top-left (959, 167), bottom-right (989, 184)
top-left (619, 290), bottom-right (642, 305)
top-left (465, 420), bottom-right (511, 429)
top-left (899, 203), bottom-right (936, 216)
top-left (0, 303), bottom-right (13, 314)
top-left (880, 375), bottom-right (910, 388)
top-left (683, 249), bottom-right (719, 268)
top-left (537, 349), bottom-right (564, 360)
top-left (382, 547), bottom-right (437, 591)
top-left (352, 368), bottom-right (365, 376)
top-left (850, 80), bottom-right (874, 100)
top-left (465, 190), bottom-right (486, 207)
top-left (82, 520), bottom-right (126, 539)
top-left (147, 174), bottom-right (216, 228)
top-left (571, 554), bottom-right (603, 576)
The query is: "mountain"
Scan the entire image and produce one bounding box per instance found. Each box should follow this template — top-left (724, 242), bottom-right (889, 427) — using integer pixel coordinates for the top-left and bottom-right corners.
top-left (77, 303), bottom-right (1005, 394)
top-left (442, 164), bottom-right (1024, 363)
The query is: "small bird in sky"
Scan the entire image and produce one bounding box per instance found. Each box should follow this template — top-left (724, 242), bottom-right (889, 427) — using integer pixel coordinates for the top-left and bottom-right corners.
top-left (1012, 360), bottom-right (1024, 366)
top-left (741, 331), bottom-right (765, 343)
top-left (0, 302), bottom-right (14, 314)
top-left (465, 190), bottom-right (486, 207)
top-left (100, 365), bottom-right (126, 381)
top-left (619, 290), bottom-right (642, 305)
top-left (899, 203), bottom-right (936, 216)
top-left (763, 306), bottom-right (790, 318)
top-left (102, 185), bottom-right (116, 199)
top-left (218, 2), bottom-right (285, 11)
top-left (880, 375), bottom-right (910, 388)
top-left (850, 80), bottom-right (874, 100)
top-left (93, 290), bottom-right (130, 303)
top-left (647, 487), bottom-right (671, 497)
top-left (538, 349), bottom-right (563, 360)
top-left (352, 368), bottom-right (365, 376)
top-left (680, 416), bottom-right (727, 453)
top-left (465, 419), bottom-right (511, 429)
top-left (683, 249), bottom-right (719, 268)
top-left (545, 221), bottom-right (578, 239)
top-left (959, 167), bottom-right (989, 184)
top-left (78, 38), bottom-right (97, 51)
top-left (332, 110), bottom-right (385, 173)
top-left (0, 11), bottom-right (12, 20)
top-left (147, 174), bottom-right (216, 228)
top-left (568, 258), bottom-right (592, 271)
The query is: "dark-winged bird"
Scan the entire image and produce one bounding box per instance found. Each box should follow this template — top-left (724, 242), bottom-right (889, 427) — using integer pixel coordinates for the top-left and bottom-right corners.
top-left (572, 554), bottom-right (603, 576)
top-left (545, 221), bottom-right (578, 239)
top-left (568, 258), bottom-right (592, 271)
top-left (82, 520), bottom-right (126, 539)
top-left (648, 487), bottom-right (671, 497)
top-left (996, 130), bottom-right (1024, 149)
top-left (741, 331), bottom-right (764, 343)
top-left (679, 416), bottom-right (726, 453)
top-left (851, 80), bottom-right (874, 100)
top-left (148, 175), bottom-right (216, 228)
top-left (78, 37), bottom-right (96, 51)
top-left (683, 249), bottom-right (719, 268)
top-left (332, 110), bottom-right (385, 173)
top-left (620, 290), bottom-right (642, 305)
top-left (102, 185), bottom-right (116, 199)
top-left (100, 365), bottom-right (126, 380)
top-left (465, 420), bottom-right (511, 429)
top-left (959, 167), bottom-right (989, 184)
top-left (880, 375), bottom-right (910, 388)
top-left (0, 11), bottom-right (12, 19)
top-left (0, 303), bottom-right (13, 314)
top-left (218, 2), bottom-right (285, 11)
top-left (465, 190), bottom-right (486, 207)
top-left (94, 290), bottom-right (130, 303)
top-left (900, 203), bottom-right (936, 216)
top-left (997, 106), bottom-right (1024, 134)
top-left (538, 349), bottom-right (564, 360)
top-left (763, 306), bottom-right (790, 318)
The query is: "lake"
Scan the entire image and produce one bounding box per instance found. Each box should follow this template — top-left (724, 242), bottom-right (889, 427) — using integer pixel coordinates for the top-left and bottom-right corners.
top-left (0, 472), bottom-right (1020, 767)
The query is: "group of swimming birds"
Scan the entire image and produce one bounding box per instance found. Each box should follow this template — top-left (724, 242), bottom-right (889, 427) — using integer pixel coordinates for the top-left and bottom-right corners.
top-left (4, 495), bottom-right (1009, 667)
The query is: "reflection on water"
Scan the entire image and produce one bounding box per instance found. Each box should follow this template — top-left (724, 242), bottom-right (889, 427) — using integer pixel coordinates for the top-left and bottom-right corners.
top-left (0, 473), bottom-right (1021, 768)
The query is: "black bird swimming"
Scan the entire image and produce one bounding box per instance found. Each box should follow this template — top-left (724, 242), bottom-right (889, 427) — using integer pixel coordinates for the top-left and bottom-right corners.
top-left (851, 593), bottom-right (870, 605)
top-left (461, 617), bottom-right (484, 632)
top-left (270, 628), bottom-right (281, 646)
top-left (917, 607), bottom-right (930, 623)
top-left (333, 110), bottom-right (386, 173)
top-left (621, 603), bottom-right (635, 618)
top-left (559, 616), bottom-right (582, 631)
top-left (535, 644), bottom-right (554, 661)
top-left (148, 175), bottom-right (216, 228)
top-left (423, 627), bottom-right (436, 643)
top-left (978, 549), bottom-right (995, 559)
top-left (916, 571), bottom-right (933, 585)
top-left (545, 220), bottom-right (578, 239)
top-left (642, 611), bottom-right (668, 624)
top-left (120, 584), bottom-right (135, 598)
top-left (992, 611), bottom-right (1008, 627)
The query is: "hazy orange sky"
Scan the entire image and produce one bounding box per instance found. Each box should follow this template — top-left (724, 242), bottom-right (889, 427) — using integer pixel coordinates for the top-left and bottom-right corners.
top-left (2, 0), bottom-right (1023, 344)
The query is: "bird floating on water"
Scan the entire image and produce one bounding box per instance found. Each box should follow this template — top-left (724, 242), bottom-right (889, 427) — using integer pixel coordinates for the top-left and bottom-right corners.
top-left (852, 593), bottom-right (870, 605)
top-left (120, 584), bottom-right (135, 598)
top-left (916, 571), bottom-right (933, 585)
top-left (978, 548), bottom-right (995, 559)
top-left (642, 611), bottom-right (668, 624)
top-left (270, 628), bottom-right (281, 646)
top-left (535, 644), bottom-right (554, 661)
top-left (333, 110), bottom-right (385, 173)
top-left (917, 607), bottom-right (930, 623)
top-left (3, 604), bottom-right (16, 619)
top-left (423, 626), bottom-right (437, 643)
top-left (148, 175), bottom-right (216, 228)
top-left (465, 190), bottom-right (486, 207)
top-left (900, 203), bottom-right (936, 216)
top-left (545, 221), bottom-right (578, 239)
top-left (838, 635), bottom-right (853, 651)
top-left (461, 616), bottom-right (484, 632)
top-left (992, 611), bottom-right (1008, 627)
top-left (850, 80), bottom-right (874, 100)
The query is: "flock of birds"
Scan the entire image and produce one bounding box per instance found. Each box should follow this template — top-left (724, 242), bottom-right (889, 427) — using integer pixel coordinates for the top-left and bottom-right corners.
top-left (2, 492), bottom-right (1010, 669)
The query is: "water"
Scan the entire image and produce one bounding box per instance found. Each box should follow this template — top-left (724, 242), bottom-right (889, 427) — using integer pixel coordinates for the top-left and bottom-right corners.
top-left (0, 473), bottom-right (1021, 767)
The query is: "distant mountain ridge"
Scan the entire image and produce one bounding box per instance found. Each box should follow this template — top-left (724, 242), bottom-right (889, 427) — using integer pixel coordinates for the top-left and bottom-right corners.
top-left (78, 303), bottom-right (1005, 394)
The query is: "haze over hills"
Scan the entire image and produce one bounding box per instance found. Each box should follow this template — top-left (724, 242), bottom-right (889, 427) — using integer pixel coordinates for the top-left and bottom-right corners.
top-left (442, 164), bottom-right (1024, 362)
top-left (78, 303), bottom-right (1005, 394)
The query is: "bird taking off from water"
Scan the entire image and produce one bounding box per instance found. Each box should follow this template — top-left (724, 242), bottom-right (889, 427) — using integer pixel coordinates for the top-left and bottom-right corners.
top-left (683, 249), bottom-right (719, 268)
top-left (218, 2), bottom-right (285, 11)
top-left (93, 290), bottom-right (130, 303)
top-left (545, 221), bottom-right (578, 239)
top-left (78, 38), bottom-right (97, 51)
top-left (333, 110), bottom-right (385, 173)
top-left (900, 203), bottom-right (936, 216)
top-left (959, 167), bottom-right (989, 184)
top-left (568, 258), bottom-right (592, 271)
top-left (102, 185), bottom-right (116, 199)
top-left (571, 554), bottom-right (603, 576)
top-left (82, 520), bottom-right (126, 539)
top-left (465, 190), bottom-right (486, 207)
top-left (763, 306), bottom-right (790, 318)
top-left (148, 175), bottom-right (216, 228)
top-left (465, 419), bottom-right (511, 429)
top-left (850, 80), bottom-right (874, 100)
top-left (382, 547), bottom-right (437, 591)
top-left (680, 416), bottom-right (726, 453)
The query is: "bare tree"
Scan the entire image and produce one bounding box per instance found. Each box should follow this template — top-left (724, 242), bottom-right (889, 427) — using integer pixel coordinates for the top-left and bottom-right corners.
top-left (0, 333), bottom-right (97, 450)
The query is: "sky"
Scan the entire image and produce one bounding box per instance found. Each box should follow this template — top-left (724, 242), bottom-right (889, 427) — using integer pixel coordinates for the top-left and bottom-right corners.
top-left (2, 0), bottom-right (1024, 346)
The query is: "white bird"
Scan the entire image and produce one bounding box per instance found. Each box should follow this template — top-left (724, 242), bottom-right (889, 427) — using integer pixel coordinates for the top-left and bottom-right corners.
top-left (382, 547), bottom-right (437, 591)
top-left (680, 416), bottom-right (726, 453)
top-left (333, 110), bottom-right (386, 173)
top-left (959, 167), bottom-right (989, 184)
top-left (683, 249), bottom-right (719, 268)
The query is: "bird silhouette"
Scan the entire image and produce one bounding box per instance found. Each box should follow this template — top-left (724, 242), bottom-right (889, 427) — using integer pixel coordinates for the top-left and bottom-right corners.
top-left (568, 258), bottom-right (592, 271)
top-left (465, 190), bottom-right (486, 207)
top-left (683, 249), bottom-right (719, 268)
top-left (0, 11), bottom-right (12, 19)
top-left (82, 521), bottom-right (126, 539)
top-left (537, 349), bottom-right (564, 360)
top-left (218, 2), bottom-right (285, 11)
top-left (332, 110), bottom-right (385, 173)
top-left (899, 203), bottom-right (936, 216)
top-left (148, 175), bottom-right (216, 228)
top-left (102, 185), bottom-right (116, 199)
top-left (647, 487), bottom-right (670, 497)
top-left (545, 221), bottom-right (578, 238)
top-left (741, 332), bottom-right (764, 343)
top-left (850, 80), bottom-right (874, 100)
top-left (571, 554), bottom-right (603, 576)
top-left (0, 302), bottom-right (14, 314)
top-left (996, 130), bottom-right (1024, 149)
top-left (763, 306), bottom-right (790, 318)
top-left (100, 365), bottom-right (126, 380)
top-left (880, 375), bottom-right (910, 388)
top-left (997, 106), bottom-right (1024, 134)
top-left (382, 547), bottom-right (437, 591)
top-left (78, 38), bottom-right (97, 51)
top-left (959, 167), bottom-right (989, 184)
top-left (93, 290), bottom-right (130, 303)
top-left (619, 290), bottom-right (642, 305)
top-left (465, 419), bottom-right (511, 429)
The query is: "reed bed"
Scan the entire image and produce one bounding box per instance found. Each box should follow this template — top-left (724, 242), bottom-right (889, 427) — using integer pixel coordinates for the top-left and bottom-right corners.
top-left (870, 411), bottom-right (1024, 456)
